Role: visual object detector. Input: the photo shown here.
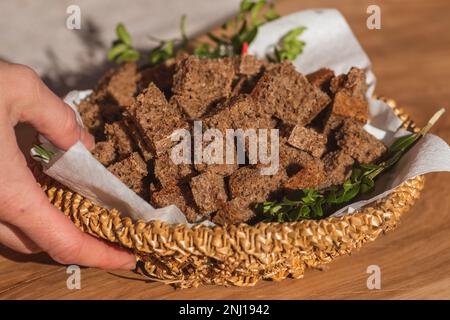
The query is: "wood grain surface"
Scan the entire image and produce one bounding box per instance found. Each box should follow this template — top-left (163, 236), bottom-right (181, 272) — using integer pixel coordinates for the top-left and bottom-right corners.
top-left (1, 0), bottom-right (449, 299)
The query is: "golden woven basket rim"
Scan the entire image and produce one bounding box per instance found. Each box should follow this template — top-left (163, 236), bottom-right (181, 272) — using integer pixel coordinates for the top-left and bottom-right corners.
top-left (34, 97), bottom-right (425, 288)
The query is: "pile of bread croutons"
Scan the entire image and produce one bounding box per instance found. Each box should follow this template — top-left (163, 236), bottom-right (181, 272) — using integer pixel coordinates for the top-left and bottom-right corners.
top-left (78, 54), bottom-right (386, 225)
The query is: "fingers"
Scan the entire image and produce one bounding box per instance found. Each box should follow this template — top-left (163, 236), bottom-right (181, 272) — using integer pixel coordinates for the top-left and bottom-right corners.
top-left (0, 116), bottom-right (135, 270)
top-left (0, 221), bottom-right (41, 254)
top-left (3, 182), bottom-right (136, 270)
top-left (0, 62), bottom-right (94, 151)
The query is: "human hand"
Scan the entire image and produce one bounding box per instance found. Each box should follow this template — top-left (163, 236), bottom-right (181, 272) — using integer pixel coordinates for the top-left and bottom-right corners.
top-left (0, 61), bottom-right (136, 270)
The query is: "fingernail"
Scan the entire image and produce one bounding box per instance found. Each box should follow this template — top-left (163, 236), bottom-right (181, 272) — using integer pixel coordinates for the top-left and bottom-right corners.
top-left (80, 127), bottom-right (95, 151)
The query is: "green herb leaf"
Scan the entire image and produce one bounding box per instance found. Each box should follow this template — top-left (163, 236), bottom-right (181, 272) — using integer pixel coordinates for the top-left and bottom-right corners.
top-left (270, 26), bottom-right (307, 62)
top-left (108, 23), bottom-right (141, 64)
top-left (32, 144), bottom-right (55, 163)
top-left (116, 23), bottom-right (132, 46)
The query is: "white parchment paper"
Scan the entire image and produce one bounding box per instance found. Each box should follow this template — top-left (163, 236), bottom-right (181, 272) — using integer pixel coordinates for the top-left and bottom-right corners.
top-left (33, 9), bottom-right (450, 224)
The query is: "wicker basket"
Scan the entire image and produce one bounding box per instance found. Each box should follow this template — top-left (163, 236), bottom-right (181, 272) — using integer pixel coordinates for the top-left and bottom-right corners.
top-left (32, 99), bottom-right (425, 288)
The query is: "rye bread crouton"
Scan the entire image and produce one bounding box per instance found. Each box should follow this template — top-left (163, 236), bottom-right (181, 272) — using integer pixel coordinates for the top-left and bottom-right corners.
top-left (283, 161), bottom-right (327, 191)
top-left (228, 167), bottom-right (287, 206)
top-left (322, 67), bottom-right (369, 134)
top-left (212, 198), bottom-right (255, 225)
top-left (107, 152), bottom-right (148, 195)
top-left (92, 140), bottom-right (117, 166)
top-left (139, 59), bottom-right (175, 98)
top-left (251, 61), bottom-right (330, 125)
top-left (150, 184), bottom-right (198, 222)
top-left (322, 150), bottom-right (355, 187)
top-left (122, 117), bottom-right (154, 161)
top-left (279, 140), bottom-right (318, 174)
top-left (287, 126), bottom-right (327, 158)
top-left (336, 119), bottom-right (387, 164)
top-left (234, 55), bottom-right (265, 76)
top-left (306, 68), bottom-right (335, 92)
top-left (189, 171), bottom-right (228, 215)
top-left (104, 121), bottom-right (136, 159)
top-left (330, 67), bottom-right (368, 99)
top-left (204, 94), bottom-right (275, 133)
top-left (77, 96), bottom-right (104, 138)
top-left (102, 62), bottom-right (140, 108)
top-left (154, 151), bottom-right (194, 188)
top-left (172, 56), bottom-right (235, 119)
top-left (128, 83), bottom-right (189, 156)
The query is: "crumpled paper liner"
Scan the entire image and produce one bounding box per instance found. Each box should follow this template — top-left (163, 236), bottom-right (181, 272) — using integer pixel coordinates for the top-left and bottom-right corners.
top-left (33, 9), bottom-right (450, 226)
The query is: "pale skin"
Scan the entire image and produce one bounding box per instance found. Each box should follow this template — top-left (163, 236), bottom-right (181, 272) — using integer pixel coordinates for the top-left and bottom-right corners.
top-left (0, 61), bottom-right (136, 270)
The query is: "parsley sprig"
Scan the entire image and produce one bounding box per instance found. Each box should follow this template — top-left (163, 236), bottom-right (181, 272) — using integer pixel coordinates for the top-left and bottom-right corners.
top-left (194, 0), bottom-right (280, 58)
top-left (32, 144), bottom-right (55, 163)
top-left (258, 109), bottom-right (445, 222)
top-left (107, 23), bottom-right (141, 64)
top-left (269, 26), bottom-right (307, 62)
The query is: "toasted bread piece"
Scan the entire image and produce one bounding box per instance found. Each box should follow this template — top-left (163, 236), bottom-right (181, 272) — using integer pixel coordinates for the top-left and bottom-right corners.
top-left (287, 125), bottom-right (327, 158)
top-left (128, 83), bottom-right (189, 156)
top-left (306, 68), bottom-right (335, 92)
top-left (107, 152), bottom-right (148, 195)
top-left (172, 55), bottom-right (235, 119)
top-left (189, 171), bottom-right (228, 215)
top-left (251, 61), bottom-right (330, 125)
top-left (92, 140), bottom-right (117, 166)
top-left (150, 184), bottom-right (199, 222)
top-left (336, 119), bottom-right (387, 164)
top-left (322, 150), bottom-right (355, 187)
top-left (104, 120), bottom-right (136, 160)
top-left (212, 198), bottom-right (255, 225)
top-left (154, 151), bottom-right (194, 188)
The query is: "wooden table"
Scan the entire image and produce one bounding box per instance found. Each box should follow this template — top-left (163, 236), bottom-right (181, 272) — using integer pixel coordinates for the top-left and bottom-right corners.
top-left (1, 0), bottom-right (449, 299)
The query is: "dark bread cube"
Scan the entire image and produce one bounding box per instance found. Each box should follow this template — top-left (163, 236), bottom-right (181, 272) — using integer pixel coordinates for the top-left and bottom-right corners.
top-left (322, 150), bottom-right (355, 187)
top-left (104, 121), bottom-right (136, 159)
top-left (154, 151), bottom-right (194, 188)
top-left (234, 55), bottom-right (265, 76)
top-left (172, 55), bottom-right (235, 119)
top-left (336, 119), bottom-right (387, 164)
top-left (139, 59), bottom-right (176, 98)
top-left (122, 117), bottom-right (154, 161)
top-left (228, 167), bottom-right (287, 206)
top-left (103, 62), bottom-right (139, 108)
top-left (150, 184), bottom-right (199, 223)
top-left (283, 161), bottom-right (327, 191)
top-left (189, 171), bottom-right (228, 215)
top-left (306, 68), bottom-right (335, 92)
top-left (287, 125), bottom-right (327, 158)
top-left (330, 67), bottom-right (368, 99)
top-left (78, 96), bottom-right (104, 138)
top-left (212, 198), bottom-right (255, 225)
top-left (92, 140), bottom-right (117, 166)
top-left (107, 152), bottom-right (148, 196)
top-left (251, 61), bottom-right (330, 125)
top-left (204, 94), bottom-right (275, 133)
top-left (128, 83), bottom-right (189, 156)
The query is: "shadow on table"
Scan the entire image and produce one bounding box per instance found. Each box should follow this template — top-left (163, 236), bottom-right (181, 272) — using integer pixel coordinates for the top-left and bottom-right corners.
top-left (0, 245), bottom-right (57, 266)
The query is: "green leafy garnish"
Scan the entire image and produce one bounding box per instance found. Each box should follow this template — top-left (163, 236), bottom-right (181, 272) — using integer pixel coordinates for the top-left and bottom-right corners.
top-left (269, 26), bottom-right (307, 62)
top-left (107, 23), bottom-right (140, 63)
top-left (32, 144), bottom-right (55, 163)
top-left (195, 0), bottom-right (280, 58)
top-left (107, 1), bottom-right (305, 65)
top-left (257, 108), bottom-right (445, 222)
